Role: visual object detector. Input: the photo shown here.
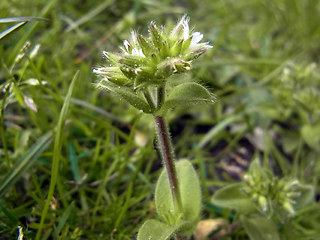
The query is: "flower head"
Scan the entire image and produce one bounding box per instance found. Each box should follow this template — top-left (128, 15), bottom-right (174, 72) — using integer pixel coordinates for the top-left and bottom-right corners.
top-left (94, 15), bottom-right (212, 90)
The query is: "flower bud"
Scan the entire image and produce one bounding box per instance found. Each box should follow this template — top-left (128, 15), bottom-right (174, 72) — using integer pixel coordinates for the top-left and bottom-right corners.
top-left (258, 195), bottom-right (268, 212)
top-left (185, 45), bottom-right (213, 60)
top-left (103, 51), bottom-right (120, 65)
top-left (283, 201), bottom-right (295, 215)
top-left (171, 59), bottom-right (191, 73)
top-left (155, 61), bottom-right (174, 79)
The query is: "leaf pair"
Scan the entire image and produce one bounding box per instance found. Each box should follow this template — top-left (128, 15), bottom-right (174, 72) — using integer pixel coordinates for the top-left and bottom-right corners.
top-left (96, 81), bottom-right (215, 116)
top-left (137, 160), bottom-right (201, 240)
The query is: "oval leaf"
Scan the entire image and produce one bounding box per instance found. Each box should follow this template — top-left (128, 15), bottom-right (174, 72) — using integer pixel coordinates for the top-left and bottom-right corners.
top-left (158, 82), bottom-right (215, 115)
top-left (211, 183), bottom-right (256, 213)
top-left (301, 124), bottom-right (320, 151)
top-left (241, 216), bottom-right (280, 240)
top-left (178, 160), bottom-right (201, 223)
top-left (155, 160), bottom-right (201, 225)
top-left (95, 81), bottom-right (152, 113)
top-left (137, 219), bottom-right (176, 240)
top-left (294, 184), bottom-right (315, 210)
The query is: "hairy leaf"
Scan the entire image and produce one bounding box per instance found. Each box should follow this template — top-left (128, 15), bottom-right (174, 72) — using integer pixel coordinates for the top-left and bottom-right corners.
top-left (157, 82), bottom-right (215, 115)
top-left (241, 216), bottom-right (280, 240)
top-left (211, 183), bottom-right (256, 213)
top-left (155, 160), bottom-right (201, 226)
top-left (95, 81), bottom-right (152, 113)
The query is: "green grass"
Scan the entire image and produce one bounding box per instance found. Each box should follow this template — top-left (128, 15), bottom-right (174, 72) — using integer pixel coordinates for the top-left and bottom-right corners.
top-left (0, 0), bottom-right (319, 239)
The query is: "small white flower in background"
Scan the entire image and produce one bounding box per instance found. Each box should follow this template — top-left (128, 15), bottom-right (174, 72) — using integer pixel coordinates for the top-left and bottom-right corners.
top-left (30, 44), bottom-right (41, 59)
top-left (24, 96), bottom-right (38, 112)
top-left (94, 15), bottom-right (212, 90)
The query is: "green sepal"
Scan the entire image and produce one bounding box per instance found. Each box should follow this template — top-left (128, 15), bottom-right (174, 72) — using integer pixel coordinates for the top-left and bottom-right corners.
top-left (103, 51), bottom-right (120, 66)
top-left (119, 54), bottom-right (147, 67)
top-left (120, 66), bottom-right (137, 80)
top-left (137, 34), bottom-right (154, 56)
top-left (155, 160), bottom-right (201, 226)
top-left (149, 22), bottom-right (163, 48)
top-left (170, 39), bottom-right (183, 57)
top-left (211, 183), bottom-right (256, 214)
top-left (181, 36), bottom-right (192, 52)
top-left (240, 215), bottom-right (280, 240)
top-left (157, 82), bottom-right (215, 116)
top-left (95, 81), bottom-right (152, 113)
top-left (159, 40), bottom-right (170, 58)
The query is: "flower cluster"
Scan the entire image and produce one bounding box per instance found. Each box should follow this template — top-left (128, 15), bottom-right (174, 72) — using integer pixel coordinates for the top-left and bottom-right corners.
top-left (243, 174), bottom-right (300, 215)
top-left (242, 159), bottom-right (301, 216)
top-left (93, 15), bottom-right (212, 90)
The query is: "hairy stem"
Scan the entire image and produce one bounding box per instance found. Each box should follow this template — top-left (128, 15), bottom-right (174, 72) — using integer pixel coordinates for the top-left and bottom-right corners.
top-left (154, 115), bottom-right (182, 212)
top-left (156, 85), bottom-right (165, 110)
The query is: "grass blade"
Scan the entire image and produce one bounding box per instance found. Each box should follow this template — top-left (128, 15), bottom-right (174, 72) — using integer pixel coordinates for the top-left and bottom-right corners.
top-left (0, 17), bottom-right (49, 23)
top-left (196, 115), bottom-right (239, 150)
top-left (0, 22), bottom-right (27, 40)
top-left (0, 17), bottom-right (49, 40)
top-left (65, 0), bottom-right (114, 32)
top-left (0, 132), bottom-right (52, 197)
top-left (56, 202), bottom-right (75, 235)
top-left (35, 70), bottom-right (79, 240)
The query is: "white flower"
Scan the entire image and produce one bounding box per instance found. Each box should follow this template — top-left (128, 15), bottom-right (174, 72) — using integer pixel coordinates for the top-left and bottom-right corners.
top-left (171, 15), bottom-right (190, 40)
top-left (190, 32), bottom-right (203, 47)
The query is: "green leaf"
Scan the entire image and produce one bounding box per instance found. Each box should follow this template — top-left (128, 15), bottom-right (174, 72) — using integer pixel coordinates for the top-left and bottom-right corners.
top-left (301, 124), bottom-right (320, 151)
top-left (241, 216), bottom-right (280, 240)
top-left (56, 202), bottom-right (75, 235)
top-left (211, 183), bottom-right (256, 214)
top-left (137, 219), bottom-right (176, 240)
top-left (155, 166), bottom-right (175, 224)
top-left (95, 81), bottom-right (152, 113)
top-left (155, 160), bottom-right (201, 226)
top-left (294, 184), bottom-right (315, 210)
top-left (137, 219), bottom-right (194, 240)
top-left (178, 160), bottom-right (201, 223)
top-left (157, 82), bottom-right (215, 115)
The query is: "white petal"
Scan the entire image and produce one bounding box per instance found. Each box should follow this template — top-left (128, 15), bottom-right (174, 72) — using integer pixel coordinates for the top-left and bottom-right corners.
top-left (102, 51), bottom-right (109, 58)
top-left (171, 15), bottom-right (189, 38)
top-left (123, 40), bottom-right (130, 52)
top-left (132, 48), bottom-right (145, 57)
top-left (131, 31), bottom-right (138, 46)
top-left (190, 32), bottom-right (203, 46)
top-left (93, 68), bottom-right (103, 74)
top-left (182, 19), bottom-right (190, 40)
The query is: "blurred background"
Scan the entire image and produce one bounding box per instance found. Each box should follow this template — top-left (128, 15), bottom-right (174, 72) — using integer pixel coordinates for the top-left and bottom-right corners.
top-left (0, 0), bottom-right (319, 239)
